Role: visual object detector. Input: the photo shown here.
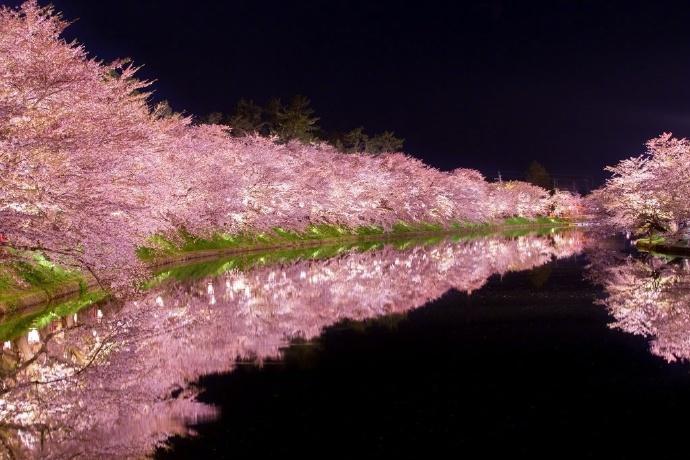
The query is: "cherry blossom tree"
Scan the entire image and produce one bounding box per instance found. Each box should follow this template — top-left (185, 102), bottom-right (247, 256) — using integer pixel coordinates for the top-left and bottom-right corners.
top-left (0, 1), bottom-right (563, 293)
top-left (487, 181), bottom-right (551, 219)
top-left (594, 133), bottom-right (690, 235)
top-left (0, 1), bottom-right (191, 288)
top-left (550, 189), bottom-right (584, 218)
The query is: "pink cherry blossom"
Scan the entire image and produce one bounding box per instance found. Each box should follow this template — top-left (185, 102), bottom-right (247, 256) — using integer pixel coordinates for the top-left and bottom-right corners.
top-left (593, 133), bottom-right (690, 234)
top-left (0, 2), bottom-right (566, 293)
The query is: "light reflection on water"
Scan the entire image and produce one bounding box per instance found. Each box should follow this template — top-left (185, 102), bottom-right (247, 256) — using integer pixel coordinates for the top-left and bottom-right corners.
top-left (0, 232), bottom-right (588, 458)
top-left (588, 246), bottom-right (690, 362)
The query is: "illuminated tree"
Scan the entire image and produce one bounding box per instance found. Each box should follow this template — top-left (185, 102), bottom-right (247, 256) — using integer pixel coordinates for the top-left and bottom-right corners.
top-left (0, 1), bottom-right (563, 293)
top-left (550, 189), bottom-right (584, 218)
top-left (0, 1), bottom-right (185, 288)
top-left (595, 133), bottom-right (690, 235)
top-left (488, 181), bottom-right (550, 218)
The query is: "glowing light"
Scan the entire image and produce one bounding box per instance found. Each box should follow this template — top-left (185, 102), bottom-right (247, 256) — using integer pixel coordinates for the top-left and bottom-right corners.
top-left (27, 329), bottom-right (40, 344)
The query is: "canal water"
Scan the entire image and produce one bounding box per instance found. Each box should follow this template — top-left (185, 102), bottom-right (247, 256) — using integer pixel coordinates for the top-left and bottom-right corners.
top-left (2, 229), bottom-right (690, 458)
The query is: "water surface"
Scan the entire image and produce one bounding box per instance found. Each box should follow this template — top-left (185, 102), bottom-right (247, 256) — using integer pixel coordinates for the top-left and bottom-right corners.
top-left (2, 230), bottom-right (690, 458)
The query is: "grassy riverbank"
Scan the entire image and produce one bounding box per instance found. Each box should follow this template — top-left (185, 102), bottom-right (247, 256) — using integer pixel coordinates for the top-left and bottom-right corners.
top-left (635, 235), bottom-right (690, 257)
top-left (1, 217), bottom-right (571, 313)
top-left (138, 217), bottom-right (568, 263)
top-left (0, 252), bottom-right (89, 313)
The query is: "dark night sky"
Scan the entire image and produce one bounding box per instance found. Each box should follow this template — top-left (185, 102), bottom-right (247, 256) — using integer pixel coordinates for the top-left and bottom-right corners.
top-left (7, 0), bottom-right (690, 186)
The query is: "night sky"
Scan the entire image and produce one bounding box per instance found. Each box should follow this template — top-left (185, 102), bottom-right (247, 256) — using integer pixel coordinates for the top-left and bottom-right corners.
top-left (8, 0), bottom-right (690, 186)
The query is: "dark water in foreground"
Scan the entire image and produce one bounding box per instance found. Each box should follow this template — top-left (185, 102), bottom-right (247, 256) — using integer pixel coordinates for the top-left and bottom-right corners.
top-left (3, 230), bottom-right (690, 458)
top-left (159, 254), bottom-right (690, 458)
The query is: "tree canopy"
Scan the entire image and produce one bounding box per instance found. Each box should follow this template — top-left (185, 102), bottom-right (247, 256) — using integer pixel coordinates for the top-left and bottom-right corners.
top-left (201, 96), bottom-right (404, 154)
top-left (525, 160), bottom-right (552, 190)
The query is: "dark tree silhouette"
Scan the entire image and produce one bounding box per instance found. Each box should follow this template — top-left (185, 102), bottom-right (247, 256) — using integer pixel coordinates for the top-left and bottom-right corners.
top-left (197, 96), bottom-right (404, 154)
top-left (525, 160), bottom-right (552, 190)
top-left (365, 130), bottom-right (404, 154)
top-left (228, 98), bottom-right (263, 137)
top-left (267, 95), bottom-right (320, 143)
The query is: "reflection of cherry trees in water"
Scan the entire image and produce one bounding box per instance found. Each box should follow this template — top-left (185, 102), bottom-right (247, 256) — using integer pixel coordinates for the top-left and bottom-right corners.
top-left (0, 233), bottom-right (584, 459)
top-left (588, 249), bottom-right (690, 362)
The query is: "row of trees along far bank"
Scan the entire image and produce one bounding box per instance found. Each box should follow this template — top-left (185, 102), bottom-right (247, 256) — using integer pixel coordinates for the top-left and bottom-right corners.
top-left (200, 96), bottom-right (404, 154)
top-left (0, 2), bottom-right (583, 296)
